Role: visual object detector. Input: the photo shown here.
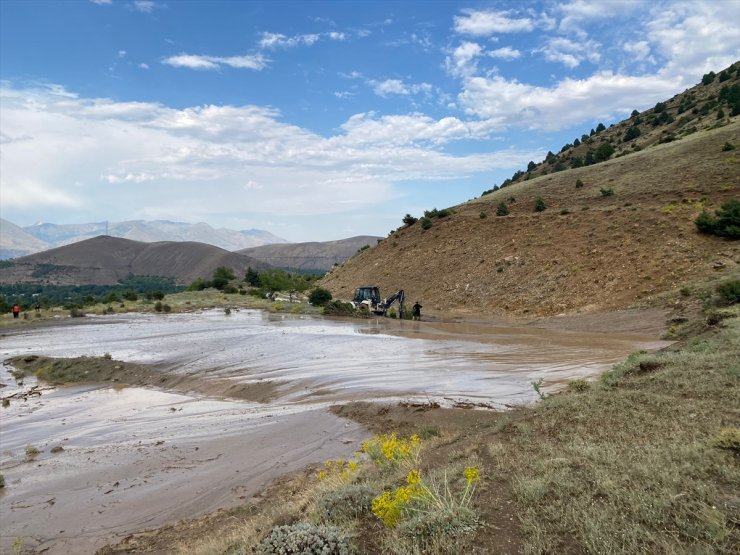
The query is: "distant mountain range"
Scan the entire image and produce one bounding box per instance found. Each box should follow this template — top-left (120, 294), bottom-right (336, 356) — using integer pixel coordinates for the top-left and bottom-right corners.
top-left (0, 218), bottom-right (287, 259)
top-left (0, 236), bottom-right (269, 286)
top-left (238, 236), bottom-right (382, 272)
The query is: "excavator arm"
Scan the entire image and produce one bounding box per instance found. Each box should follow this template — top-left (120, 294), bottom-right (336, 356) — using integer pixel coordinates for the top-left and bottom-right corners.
top-left (380, 289), bottom-right (405, 316)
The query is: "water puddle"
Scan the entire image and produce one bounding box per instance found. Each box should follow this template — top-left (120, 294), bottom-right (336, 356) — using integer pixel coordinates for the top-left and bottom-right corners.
top-left (0, 309), bottom-right (669, 552)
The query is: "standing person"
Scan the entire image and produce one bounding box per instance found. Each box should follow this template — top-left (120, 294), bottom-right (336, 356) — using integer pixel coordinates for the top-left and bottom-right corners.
top-left (412, 301), bottom-right (422, 321)
top-left (11, 304), bottom-right (20, 319)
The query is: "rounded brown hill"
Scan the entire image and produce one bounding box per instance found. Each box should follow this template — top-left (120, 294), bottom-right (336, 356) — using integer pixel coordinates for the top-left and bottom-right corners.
top-left (0, 236), bottom-right (269, 285)
top-left (321, 122), bottom-right (739, 318)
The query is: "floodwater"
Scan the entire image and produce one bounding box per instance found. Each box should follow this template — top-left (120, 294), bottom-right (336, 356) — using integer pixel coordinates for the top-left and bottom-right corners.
top-left (0, 310), bottom-right (669, 553)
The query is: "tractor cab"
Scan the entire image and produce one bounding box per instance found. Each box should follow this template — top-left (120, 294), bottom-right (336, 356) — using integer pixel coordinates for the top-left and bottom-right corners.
top-left (353, 286), bottom-right (380, 306)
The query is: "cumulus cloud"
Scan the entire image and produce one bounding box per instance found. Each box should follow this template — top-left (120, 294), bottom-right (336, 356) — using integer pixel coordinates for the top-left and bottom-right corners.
top-left (458, 71), bottom-right (683, 131)
top-left (624, 40), bottom-right (653, 62)
top-left (0, 84), bottom-right (539, 225)
top-left (454, 8), bottom-right (534, 36)
top-left (370, 79), bottom-right (432, 98)
top-left (488, 46), bottom-right (522, 60)
top-left (646, 0), bottom-right (740, 79)
top-left (89, 0), bottom-right (112, 5)
top-left (162, 53), bottom-right (267, 71)
top-left (445, 42), bottom-right (483, 78)
top-left (536, 36), bottom-right (601, 68)
top-left (558, 0), bottom-right (643, 35)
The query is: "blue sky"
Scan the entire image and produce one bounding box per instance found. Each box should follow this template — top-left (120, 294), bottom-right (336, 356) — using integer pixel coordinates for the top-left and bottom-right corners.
top-left (1, 0), bottom-right (738, 242)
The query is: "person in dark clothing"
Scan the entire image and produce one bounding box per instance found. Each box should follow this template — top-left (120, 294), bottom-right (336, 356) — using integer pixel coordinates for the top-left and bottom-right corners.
top-left (412, 301), bottom-right (422, 321)
top-left (12, 304), bottom-right (20, 319)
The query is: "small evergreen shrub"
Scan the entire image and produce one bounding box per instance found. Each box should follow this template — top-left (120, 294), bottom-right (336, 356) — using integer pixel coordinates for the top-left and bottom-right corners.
top-left (716, 280), bottom-right (740, 305)
top-left (599, 187), bottom-right (615, 197)
top-left (154, 301), bottom-right (163, 312)
top-left (420, 217), bottom-right (433, 230)
top-left (479, 211), bottom-right (487, 219)
top-left (534, 197), bottom-right (546, 212)
top-left (496, 202), bottom-right (509, 216)
top-left (575, 179), bottom-right (584, 188)
top-left (163, 304), bottom-right (172, 313)
top-left (255, 523), bottom-right (350, 555)
top-left (722, 142), bottom-right (735, 151)
top-left (402, 214), bottom-right (418, 225)
top-left (308, 287), bottom-right (333, 306)
top-left (695, 200), bottom-right (740, 238)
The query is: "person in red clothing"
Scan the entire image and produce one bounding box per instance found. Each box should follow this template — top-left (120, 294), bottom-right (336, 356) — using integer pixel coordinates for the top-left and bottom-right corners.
top-left (11, 304), bottom-right (20, 319)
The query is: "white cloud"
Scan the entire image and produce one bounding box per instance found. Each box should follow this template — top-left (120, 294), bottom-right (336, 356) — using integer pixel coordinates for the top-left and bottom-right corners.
top-left (536, 36), bottom-right (601, 68)
top-left (370, 79), bottom-right (432, 98)
top-left (558, 0), bottom-right (643, 35)
top-left (445, 42), bottom-right (483, 78)
top-left (0, 84), bottom-right (538, 224)
top-left (90, 0), bottom-right (112, 5)
top-left (458, 71), bottom-right (683, 131)
top-left (624, 40), bottom-right (652, 62)
top-left (118, 50), bottom-right (127, 58)
top-left (646, 0), bottom-right (740, 79)
top-left (255, 30), bottom-right (353, 50)
top-left (133, 1), bottom-right (156, 13)
top-left (162, 53), bottom-right (267, 71)
top-left (334, 91), bottom-right (353, 99)
top-left (488, 46), bottom-right (521, 60)
top-left (454, 8), bottom-right (534, 36)
top-left (139, 63), bottom-right (150, 69)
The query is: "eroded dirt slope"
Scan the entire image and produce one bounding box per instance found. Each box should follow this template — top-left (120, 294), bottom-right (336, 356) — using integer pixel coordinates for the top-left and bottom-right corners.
top-left (321, 122), bottom-right (739, 317)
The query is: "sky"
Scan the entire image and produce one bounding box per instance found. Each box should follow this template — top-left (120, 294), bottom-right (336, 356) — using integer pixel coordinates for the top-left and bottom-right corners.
top-left (1, 1), bottom-right (738, 242)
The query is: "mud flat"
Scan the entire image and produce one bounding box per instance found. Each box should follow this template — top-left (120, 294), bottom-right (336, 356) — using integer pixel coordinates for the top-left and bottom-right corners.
top-left (0, 309), bottom-right (669, 553)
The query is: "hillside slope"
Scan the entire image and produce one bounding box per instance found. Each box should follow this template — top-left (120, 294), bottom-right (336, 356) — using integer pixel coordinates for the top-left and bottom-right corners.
top-left (0, 236), bottom-right (269, 285)
top-left (321, 122), bottom-right (739, 317)
top-left (237, 235), bottom-right (382, 272)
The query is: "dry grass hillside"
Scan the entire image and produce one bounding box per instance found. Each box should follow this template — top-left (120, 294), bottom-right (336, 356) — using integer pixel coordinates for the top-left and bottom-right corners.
top-left (321, 121), bottom-right (739, 318)
top-left (0, 236), bottom-right (269, 285)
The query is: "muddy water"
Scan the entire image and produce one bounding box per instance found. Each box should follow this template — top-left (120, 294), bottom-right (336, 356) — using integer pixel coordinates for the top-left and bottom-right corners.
top-left (0, 310), bottom-right (668, 553)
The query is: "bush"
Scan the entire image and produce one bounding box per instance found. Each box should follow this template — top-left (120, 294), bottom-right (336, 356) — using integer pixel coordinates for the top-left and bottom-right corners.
top-left (594, 142), bottom-right (615, 162)
top-left (122, 291), bottom-right (138, 301)
top-left (702, 71), bottom-right (716, 85)
top-left (212, 266), bottom-right (236, 291)
top-left (308, 287), bottom-right (333, 306)
top-left (534, 197), bottom-right (546, 212)
top-left (599, 187), bottom-right (615, 197)
top-left (394, 507), bottom-right (478, 553)
top-left (402, 214), bottom-right (418, 226)
top-left (255, 523), bottom-right (350, 555)
top-left (623, 125), bottom-right (641, 141)
top-left (154, 301), bottom-right (163, 312)
top-left (695, 200), bottom-right (740, 238)
top-left (575, 179), bottom-right (584, 188)
top-left (163, 304), bottom-right (172, 313)
top-left (317, 485), bottom-right (375, 523)
top-left (496, 202), bottom-right (509, 216)
top-left (722, 142), bottom-right (735, 151)
top-left (420, 217), bottom-right (433, 230)
top-left (479, 212), bottom-right (487, 219)
top-left (322, 300), bottom-right (356, 316)
top-left (716, 280), bottom-right (740, 305)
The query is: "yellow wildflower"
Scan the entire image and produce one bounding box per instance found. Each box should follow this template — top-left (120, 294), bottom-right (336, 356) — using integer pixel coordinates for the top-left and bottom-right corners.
top-left (464, 466), bottom-right (480, 485)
